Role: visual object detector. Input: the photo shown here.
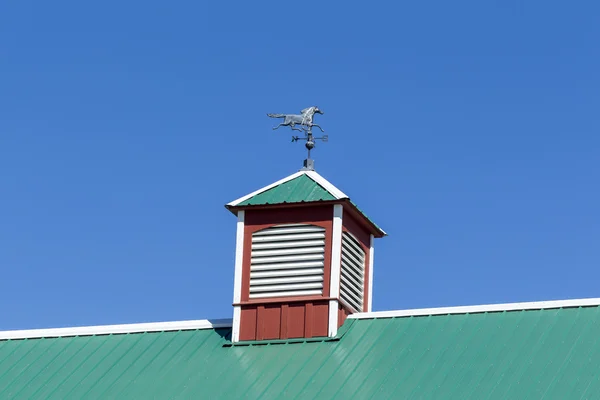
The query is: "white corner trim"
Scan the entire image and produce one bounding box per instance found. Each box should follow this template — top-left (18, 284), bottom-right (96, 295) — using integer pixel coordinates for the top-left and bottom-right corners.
top-left (349, 297), bottom-right (600, 320)
top-left (329, 205), bottom-right (343, 300)
top-left (232, 211), bottom-right (245, 304)
top-left (0, 319), bottom-right (233, 341)
top-left (367, 234), bottom-right (374, 312)
top-left (232, 306), bottom-right (241, 343)
top-left (305, 171), bottom-right (348, 200)
top-left (328, 205), bottom-right (343, 338)
top-left (328, 299), bottom-right (339, 337)
top-left (227, 171), bottom-right (305, 207)
top-left (231, 211), bottom-right (245, 343)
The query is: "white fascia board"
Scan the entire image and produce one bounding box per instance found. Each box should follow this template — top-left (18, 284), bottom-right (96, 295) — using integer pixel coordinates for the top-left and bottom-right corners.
top-left (227, 171), bottom-right (305, 207)
top-left (349, 297), bottom-right (600, 320)
top-left (0, 319), bottom-right (233, 341)
top-left (305, 171), bottom-right (348, 200)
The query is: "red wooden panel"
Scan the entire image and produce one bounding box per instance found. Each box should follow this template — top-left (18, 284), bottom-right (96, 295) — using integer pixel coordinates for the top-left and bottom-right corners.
top-left (338, 303), bottom-right (352, 328)
top-left (342, 211), bottom-right (371, 248)
top-left (280, 304), bottom-right (289, 338)
top-left (245, 205), bottom-right (333, 227)
top-left (239, 306), bottom-right (257, 341)
top-left (258, 304), bottom-right (281, 340)
top-left (287, 303), bottom-right (305, 339)
top-left (304, 303), bottom-right (313, 337)
top-left (237, 205), bottom-right (338, 341)
top-left (312, 301), bottom-right (329, 337)
top-left (241, 301), bottom-right (332, 340)
top-left (240, 205), bottom-right (335, 303)
top-left (341, 202), bottom-right (383, 238)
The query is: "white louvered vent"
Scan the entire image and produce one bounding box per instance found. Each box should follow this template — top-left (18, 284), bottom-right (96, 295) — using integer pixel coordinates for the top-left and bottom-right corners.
top-left (340, 232), bottom-right (366, 312)
top-left (249, 224), bottom-right (325, 299)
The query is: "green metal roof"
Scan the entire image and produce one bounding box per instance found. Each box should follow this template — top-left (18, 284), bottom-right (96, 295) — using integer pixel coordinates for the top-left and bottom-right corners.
top-left (229, 172), bottom-right (386, 236)
top-left (2, 305), bottom-right (600, 399)
top-left (237, 173), bottom-right (336, 206)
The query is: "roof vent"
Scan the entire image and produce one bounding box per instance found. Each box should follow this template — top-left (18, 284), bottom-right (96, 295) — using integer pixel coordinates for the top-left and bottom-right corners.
top-left (340, 232), bottom-right (366, 312)
top-left (227, 170), bottom-right (385, 342)
top-left (250, 224), bottom-right (326, 299)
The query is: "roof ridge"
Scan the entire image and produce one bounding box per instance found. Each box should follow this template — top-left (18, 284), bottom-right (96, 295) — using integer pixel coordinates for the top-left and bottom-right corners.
top-left (349, 297), bottom-right (600, 320)
top-left (7, 297), bottom-right (595, 341)
top-left (0, 318), bottom-right (233, 341)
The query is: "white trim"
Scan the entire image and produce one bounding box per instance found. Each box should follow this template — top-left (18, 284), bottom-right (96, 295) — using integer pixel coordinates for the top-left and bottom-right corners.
top-left (231, 211), bottom-right (245, 343)
top-left (329, 205), bottom-right (343, 300)
top-left (232, 211), bottom-right (245, 304)
top-left (349, 297), bottom-right (600, 320)
top-left (328, 205), bottom-right (343, 337)
top-left (227, 171), bottom-right (305, 206)
top-left (305, 171), bottom-right (348, 199)
top-left (367, 234), bottom-right (374, 312)
top-left (232, 306), bottom-right (241, 343)
top-left (0, 319), bottom-right (233, 341)
top-left (328, 299), bottom-right (339, 337)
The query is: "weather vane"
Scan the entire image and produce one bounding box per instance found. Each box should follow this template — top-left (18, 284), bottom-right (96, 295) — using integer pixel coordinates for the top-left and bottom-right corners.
top-left (267, 106), bottom-right (328, 171)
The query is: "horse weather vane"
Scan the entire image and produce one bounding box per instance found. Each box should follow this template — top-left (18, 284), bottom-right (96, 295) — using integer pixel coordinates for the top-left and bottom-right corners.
top-left (267, 106), bottom-right (328, 171)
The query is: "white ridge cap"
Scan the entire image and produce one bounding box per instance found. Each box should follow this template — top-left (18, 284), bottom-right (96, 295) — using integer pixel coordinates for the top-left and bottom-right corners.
top-left (0, 318), bottom-right (232, 341)
top-left (305, 170), bottom-right (348, 199)
top-left (349, 297), bottom-right (600, 320)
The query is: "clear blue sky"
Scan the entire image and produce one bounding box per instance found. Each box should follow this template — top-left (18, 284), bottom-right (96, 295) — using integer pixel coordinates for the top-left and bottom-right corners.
top-left (1, 1), bottom-right (599, 330)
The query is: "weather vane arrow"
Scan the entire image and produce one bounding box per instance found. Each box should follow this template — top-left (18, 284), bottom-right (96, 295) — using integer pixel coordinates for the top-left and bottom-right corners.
top-left (267, 106), bottom-right (328, 171)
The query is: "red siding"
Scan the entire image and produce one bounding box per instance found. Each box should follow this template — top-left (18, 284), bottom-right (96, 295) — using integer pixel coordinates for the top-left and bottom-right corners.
top-left (241, 205), bottom-right (334, 302)
top-left (287, 304), bottom-right (305, 338)
top-left (338, 302), bottom-right (353, 328)
top-left (239, 300), bottom-right (329, 341)
top-left (239, 307), bottom-right (257, 341)
top-left (236, 203), bottom-right (377, 341)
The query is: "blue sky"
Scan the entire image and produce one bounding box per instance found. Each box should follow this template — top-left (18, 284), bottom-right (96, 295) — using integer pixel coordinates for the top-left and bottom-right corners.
top-left (1, 1), bottom-right (599, 330)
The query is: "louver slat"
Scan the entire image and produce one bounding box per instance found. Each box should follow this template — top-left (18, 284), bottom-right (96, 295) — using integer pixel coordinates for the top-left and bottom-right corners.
top-left (252, 232), bottom-right (325, 243)
top-left (340, 232), bottom-right (365, 312)
top-left (250, 254), bottom-right (324, 265)
top-left (251, 240), bottom-right (325, 250)
top-left (249, 224), bottom-right (326, 299)
top-left (251, 246), bottom-right (326, 257)
top-left (250, 268), bottom-right (324, 278)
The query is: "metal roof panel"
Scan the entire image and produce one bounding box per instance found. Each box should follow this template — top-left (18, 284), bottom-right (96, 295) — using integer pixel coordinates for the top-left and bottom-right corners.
top-left (237, 173), bottom-right (336, 206)
top-left (1, 306), bottom-right (600, 398)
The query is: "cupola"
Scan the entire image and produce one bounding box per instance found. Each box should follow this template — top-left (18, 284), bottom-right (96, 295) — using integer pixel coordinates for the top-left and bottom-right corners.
top-left (226, 170), bottom-right (385, 343)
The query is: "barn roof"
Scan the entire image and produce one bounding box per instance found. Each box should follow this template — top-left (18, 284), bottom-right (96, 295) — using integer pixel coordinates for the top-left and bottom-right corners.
top-left (2, 297), bottom-right (600, 399)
